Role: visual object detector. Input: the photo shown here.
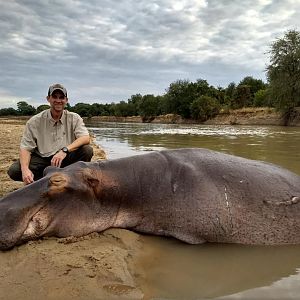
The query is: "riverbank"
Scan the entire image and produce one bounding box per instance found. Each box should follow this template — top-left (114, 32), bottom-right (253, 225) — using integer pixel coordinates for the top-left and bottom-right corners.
top-left (0, 119), bottom-right (144, 300)
top-left (84, 107), bottom-right (300, 127)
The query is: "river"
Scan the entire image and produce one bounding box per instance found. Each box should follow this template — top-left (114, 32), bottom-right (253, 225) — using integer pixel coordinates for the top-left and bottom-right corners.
top-left (88, 122), bottom-right (300, 300)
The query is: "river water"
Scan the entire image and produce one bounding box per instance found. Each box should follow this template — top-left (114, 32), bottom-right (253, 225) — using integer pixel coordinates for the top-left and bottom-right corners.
top-left (88, 122), bottom-right (300, 300)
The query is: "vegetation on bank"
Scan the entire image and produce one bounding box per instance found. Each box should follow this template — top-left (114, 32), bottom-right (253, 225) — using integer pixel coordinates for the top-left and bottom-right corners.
top-left (1, 30), bottom-right (300, 123)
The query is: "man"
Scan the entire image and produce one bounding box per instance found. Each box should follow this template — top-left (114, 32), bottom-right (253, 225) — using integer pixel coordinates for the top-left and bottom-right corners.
top-left (8, 83), bottom-right (93, 185)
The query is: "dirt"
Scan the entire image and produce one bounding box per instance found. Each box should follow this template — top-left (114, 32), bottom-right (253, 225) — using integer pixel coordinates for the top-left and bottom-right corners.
top-left (0, 118), bottom-right (145, 300)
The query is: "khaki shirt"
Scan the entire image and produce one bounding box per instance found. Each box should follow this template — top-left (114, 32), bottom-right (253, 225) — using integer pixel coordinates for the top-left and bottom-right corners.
top-left (20, 109), bottom-right (89, 157)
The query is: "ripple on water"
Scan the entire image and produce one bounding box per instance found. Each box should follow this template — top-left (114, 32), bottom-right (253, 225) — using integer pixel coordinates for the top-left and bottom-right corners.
top-left (138, 127), bottom-right (271, 137)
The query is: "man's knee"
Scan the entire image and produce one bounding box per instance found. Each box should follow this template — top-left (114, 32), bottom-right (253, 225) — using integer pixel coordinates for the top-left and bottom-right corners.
top-left (80, 145), bottom-right (94, 162)
top-left (65, 145), bottom-right (93, 166)
top-left (7, 161), bottom-right (22, 181)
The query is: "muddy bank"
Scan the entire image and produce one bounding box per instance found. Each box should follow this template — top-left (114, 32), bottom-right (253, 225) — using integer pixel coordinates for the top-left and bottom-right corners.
top-left (0, 118), bottom-right (145, 300)
top-left (204, 107), bottom-right (284, 126)
top-left (85, 108), bottom-right (300, 126)
top-left (0, 230), bottom-right (144, 300)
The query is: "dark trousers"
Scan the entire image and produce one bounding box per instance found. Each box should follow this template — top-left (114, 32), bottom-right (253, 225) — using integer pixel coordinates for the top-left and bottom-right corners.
top-left (8, 145), bottom-right (93, 181)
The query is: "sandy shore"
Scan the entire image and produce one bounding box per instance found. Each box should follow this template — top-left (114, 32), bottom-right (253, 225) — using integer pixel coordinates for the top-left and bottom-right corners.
top-left (0, 118), bottom-right (145, 300)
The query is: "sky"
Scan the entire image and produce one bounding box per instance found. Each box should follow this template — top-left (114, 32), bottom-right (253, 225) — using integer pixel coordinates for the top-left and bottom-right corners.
top-left (0, 0), bottom-right (299, 109)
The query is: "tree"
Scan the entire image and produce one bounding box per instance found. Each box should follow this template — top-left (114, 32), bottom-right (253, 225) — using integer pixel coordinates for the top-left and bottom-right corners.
top-left (231, 85), bottom-right (252, 108)
top-left (190, 96), bottom-right (220, 121)
top-left (238, 76), bottom-right (267, 99)
top-left (90, 103), bottom-right (107, 116)
top-left (165, 80), bottom-right (194, 118)
top-left (17, 101), bottom-right (36, 115)
top-left (0, 107), bottom-right (18, 116)
top-left (36, 104), bottom-right (50, 114)
top-left (165, 79), bottom-right (212, 118)
top-left (114, 101), bottom-right (131, 117)
top-left (72, 103), bottom-right (91, 117)
top-left (254, 89), bottom-right (270, 107)
top-left (127, 94), bottom-right (143, 116)
top-left (138, 94), bottom-right (161, 121)
top-left (225, 82), bottom-right (236, 100)
top-left (266, 30), bottom-right (300, 112)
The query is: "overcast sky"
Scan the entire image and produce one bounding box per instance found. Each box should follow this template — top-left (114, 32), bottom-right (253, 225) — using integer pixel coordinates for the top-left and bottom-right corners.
top-left (0, 0), bottom-right (299, 108)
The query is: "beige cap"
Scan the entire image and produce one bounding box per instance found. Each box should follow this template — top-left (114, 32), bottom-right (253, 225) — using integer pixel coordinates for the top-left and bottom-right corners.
top-left (48, 83), bottom-right (67, 97)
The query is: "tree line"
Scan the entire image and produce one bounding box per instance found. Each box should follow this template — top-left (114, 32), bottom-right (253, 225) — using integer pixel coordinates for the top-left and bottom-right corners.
top-left (1, 30), bottom-right (300, 122)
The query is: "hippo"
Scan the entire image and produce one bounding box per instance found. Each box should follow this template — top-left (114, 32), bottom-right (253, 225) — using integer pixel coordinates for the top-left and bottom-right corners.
top-left (0, 148), bottom-right (300, 250)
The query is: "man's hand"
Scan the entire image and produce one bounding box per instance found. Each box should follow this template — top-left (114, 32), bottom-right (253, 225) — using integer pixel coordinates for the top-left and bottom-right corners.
top-left (22, 168), bottom-right (34, 185)
top-left (51, 150), bottom-right (67, 167)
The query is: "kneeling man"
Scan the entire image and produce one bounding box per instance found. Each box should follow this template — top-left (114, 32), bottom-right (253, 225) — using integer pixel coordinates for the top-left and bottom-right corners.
top-left (8, 83), bottom-right (93, 185)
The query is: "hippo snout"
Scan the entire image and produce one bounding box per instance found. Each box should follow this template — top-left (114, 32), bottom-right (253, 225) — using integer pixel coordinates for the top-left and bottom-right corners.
top-left (0, 235), bottom-right (15, 251)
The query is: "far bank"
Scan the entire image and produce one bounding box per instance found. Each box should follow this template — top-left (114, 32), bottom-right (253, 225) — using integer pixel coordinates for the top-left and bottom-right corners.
top-left (2, 107), bottom-right (300, 127)
top-left (84, 108), bottom-right (300, 127)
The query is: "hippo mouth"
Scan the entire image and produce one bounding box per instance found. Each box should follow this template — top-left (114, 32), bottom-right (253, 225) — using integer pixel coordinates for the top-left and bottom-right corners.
top-left (21, 208), bottom-right (52, 241)
top-left (0, 203), bottom-right (52, 251)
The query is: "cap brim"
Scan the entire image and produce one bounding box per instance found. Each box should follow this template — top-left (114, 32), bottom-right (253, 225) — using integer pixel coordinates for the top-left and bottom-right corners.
top-left (51, 88), bottom-right (67, 96)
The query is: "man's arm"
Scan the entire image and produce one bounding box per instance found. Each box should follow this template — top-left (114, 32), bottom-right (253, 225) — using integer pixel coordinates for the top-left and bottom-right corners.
top-left (51, 135), bottom-right (90, 167)
top-left (66, 135), bottom-right (90, 152)
top-left (20, 148), bottom-right (34, 184)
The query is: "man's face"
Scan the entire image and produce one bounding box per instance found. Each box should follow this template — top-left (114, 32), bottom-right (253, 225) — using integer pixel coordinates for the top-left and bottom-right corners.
top-left (47, 90), bottom-right (68, 112)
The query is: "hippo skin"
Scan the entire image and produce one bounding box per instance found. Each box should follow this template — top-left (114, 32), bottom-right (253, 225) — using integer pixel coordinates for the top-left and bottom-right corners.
top-left (0, 148), bottom-right (300, 250)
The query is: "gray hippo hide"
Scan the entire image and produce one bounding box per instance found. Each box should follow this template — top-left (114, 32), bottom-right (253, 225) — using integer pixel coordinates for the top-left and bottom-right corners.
top-left (0, 148), bottom-right (300, 250)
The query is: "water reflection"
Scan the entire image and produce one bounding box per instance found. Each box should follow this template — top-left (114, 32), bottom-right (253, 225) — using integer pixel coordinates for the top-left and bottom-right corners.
top-left (138, 236), bottom-right (300, 300)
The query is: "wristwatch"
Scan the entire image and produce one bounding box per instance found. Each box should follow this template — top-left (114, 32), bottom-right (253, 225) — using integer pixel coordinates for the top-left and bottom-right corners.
top-left (61, 147), bottom-right (69, 154)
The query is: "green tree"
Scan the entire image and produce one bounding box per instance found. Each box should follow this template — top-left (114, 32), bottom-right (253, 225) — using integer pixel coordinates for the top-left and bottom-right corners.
top-left (127, 94), bottom-right (143, 116)
top-left (0, 107), bottom-right (18, 116)
top-left (165, 80), bottom-right (194, 118)
top-left (238, 76), bottom-right (267, 100)
top-left (72, 103), bottom-right (91, 117)
top-left (89, 103), bottom-right (107, 116)
top-left (231, 85), bottom-right (252, 108)
top-left (253, 89), bottom-right (270, 107)
top-left (267, 30), bottom-right (300, 112)
top-left (114, 101), bottom-right (131, 117)
top-left (17, 101), bottom-right (36, 115)
top-left (190, 96), bottom-right (220, 121)
top-left (36, 104), bottom-right (50, 114)
top-left (193, 79), bottom-right (211, 96)
top-left (138, 94), bottom-right (161, 121)
top-left (165, 79), bottom-right (211, 118)
top-left (225, 82), bottom-right (236, 100)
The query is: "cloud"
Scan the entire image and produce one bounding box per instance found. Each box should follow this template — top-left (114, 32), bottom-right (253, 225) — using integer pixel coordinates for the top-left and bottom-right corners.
top-left (0, 0), bottom-right (298, 107)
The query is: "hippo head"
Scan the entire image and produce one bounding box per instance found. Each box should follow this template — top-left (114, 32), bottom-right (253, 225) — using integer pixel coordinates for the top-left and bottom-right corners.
top-left (0, 162), bottom-right (119, 250)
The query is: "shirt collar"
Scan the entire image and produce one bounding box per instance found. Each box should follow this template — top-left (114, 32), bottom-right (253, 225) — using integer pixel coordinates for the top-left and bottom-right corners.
top-left (47, 109), bottom-right (66, 125)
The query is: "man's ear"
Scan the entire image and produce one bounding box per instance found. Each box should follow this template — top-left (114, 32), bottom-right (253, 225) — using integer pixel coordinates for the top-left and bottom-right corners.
top-left (65, 97), bottom-right (69, 103)
top-left (46, 96), bottom-right (50, 103)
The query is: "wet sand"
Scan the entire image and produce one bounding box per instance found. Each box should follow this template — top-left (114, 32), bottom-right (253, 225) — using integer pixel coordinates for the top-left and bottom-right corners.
top-left (0, 118), bottom-right (144, 300)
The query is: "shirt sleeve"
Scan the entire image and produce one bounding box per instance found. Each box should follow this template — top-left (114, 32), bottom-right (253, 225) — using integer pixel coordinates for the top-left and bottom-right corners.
top-left (20, 121), bottom-right (37, 152)
top-left (74, 115), bottom-right (89, 138)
